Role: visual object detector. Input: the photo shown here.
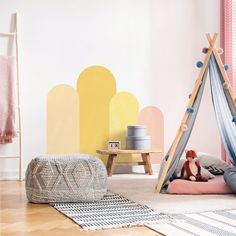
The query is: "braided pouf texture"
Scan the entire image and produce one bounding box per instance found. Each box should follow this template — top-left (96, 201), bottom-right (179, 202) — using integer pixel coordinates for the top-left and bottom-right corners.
top-left (25, 154), bottom-right (107, 203)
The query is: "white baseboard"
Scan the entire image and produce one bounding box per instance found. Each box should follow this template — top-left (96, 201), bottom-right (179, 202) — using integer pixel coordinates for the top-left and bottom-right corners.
top-left (0, 169), bottom-right (25, 180)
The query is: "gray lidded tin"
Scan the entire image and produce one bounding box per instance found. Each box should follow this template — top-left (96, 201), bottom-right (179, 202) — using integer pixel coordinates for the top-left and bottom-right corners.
top-left (126, 136), bottom-right (151, 150)
top-left (127, 125), bottom-right (147, 137)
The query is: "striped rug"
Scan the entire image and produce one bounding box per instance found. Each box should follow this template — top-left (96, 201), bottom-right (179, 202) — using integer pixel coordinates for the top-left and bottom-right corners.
top-left (52, 192), bottom-right (175, 230)
top-left (146, 209), bottom-right (236, 236)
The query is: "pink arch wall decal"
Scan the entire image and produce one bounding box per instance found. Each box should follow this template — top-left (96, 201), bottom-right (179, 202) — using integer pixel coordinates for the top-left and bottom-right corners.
top-left (138, 106), bottom-right (164, 164)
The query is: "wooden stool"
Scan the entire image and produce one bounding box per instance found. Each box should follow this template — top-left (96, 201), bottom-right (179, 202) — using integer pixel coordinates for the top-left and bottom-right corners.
top-left (96, 149), bottom-right (161, 177)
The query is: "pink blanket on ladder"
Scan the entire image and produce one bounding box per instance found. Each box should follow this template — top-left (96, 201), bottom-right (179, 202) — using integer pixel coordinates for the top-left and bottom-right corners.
top-left (0, 56), bottom-right (16, 144)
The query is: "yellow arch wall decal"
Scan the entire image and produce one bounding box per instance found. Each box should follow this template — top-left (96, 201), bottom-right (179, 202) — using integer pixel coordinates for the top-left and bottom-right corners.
top-left (77, 66), bottom-right (116, 161)
top-left (47, 84), bottom-right (80, 154)
top-left (138, 106), bottom-right (164, 164)
top-left (109, 92), bottom-right (139, 162)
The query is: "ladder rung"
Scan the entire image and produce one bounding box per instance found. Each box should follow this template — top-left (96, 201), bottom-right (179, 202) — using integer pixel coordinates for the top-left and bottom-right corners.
top-left (0, 32), bottom-right (16, 36)
top-left (0, 155), bottom-right (20, 159)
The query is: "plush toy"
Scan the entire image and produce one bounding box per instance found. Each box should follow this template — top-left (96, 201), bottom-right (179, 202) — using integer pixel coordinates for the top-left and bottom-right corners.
top-left (180, 150), bottom-right (208, 182)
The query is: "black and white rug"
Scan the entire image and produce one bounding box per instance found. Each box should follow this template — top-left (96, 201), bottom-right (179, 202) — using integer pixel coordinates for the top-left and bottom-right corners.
top-left (146, 209), bottom-right (236, 236)
top-left (52, 192), bottom-right (174, 230)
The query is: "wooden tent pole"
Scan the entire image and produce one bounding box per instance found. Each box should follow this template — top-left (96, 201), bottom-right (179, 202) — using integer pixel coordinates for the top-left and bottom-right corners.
top-left (155, 33), bottom-right (218, 193)
top-left (206, 34), bottom-right (236, 106)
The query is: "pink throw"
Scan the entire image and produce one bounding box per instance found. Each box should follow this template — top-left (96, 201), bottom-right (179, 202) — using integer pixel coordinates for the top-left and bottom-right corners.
top-left (220, 1), bottom-right (236, 164)
top-left (0, 56), bottom-right (16, 144)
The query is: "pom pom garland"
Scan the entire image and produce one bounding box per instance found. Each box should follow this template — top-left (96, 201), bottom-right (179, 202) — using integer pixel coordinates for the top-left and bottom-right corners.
top-left (187, 107), bottom-right (194, 113)
top-left (232, 116), bottom-right (236, 123)
top-left (196, 61), bottom-right (203, 68)
top-left (224, 64), bottom-right (229, 71)
top-left (181, 124), bottom-right (188, 132)
top-left (223, 82), bottom-right (230, 90)
top-left (217, 48), bottom-right (224, 54)
top-left (202, 48), bottom-right (208, 54)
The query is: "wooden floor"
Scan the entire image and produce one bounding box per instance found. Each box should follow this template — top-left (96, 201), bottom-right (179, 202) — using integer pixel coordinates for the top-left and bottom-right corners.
top-left (0, 181), bottom-right (161, 236)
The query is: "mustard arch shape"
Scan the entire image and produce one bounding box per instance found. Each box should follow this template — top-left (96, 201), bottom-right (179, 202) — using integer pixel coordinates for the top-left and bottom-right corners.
top-left (47, 84), bottom-right (80, 154)
top-left (109, 91), bottom-right (139, 162)
top-left (77, 65), bottom-right (116, 162)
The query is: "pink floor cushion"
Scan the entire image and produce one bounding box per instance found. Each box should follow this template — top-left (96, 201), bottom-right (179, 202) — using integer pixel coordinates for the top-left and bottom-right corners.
top-left (167, 176), bottom-right (233, 194)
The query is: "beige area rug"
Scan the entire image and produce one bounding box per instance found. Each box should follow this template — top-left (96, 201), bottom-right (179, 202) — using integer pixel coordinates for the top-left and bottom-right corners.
top-left (107, 174), bottom-right (236, 214)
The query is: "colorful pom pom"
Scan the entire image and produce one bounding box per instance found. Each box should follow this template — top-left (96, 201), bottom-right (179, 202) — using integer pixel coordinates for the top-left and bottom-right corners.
top-left (224, 64), bottom-right (229, 71)
top-left (217, 48), bottom-right (224, 54)
top-left (223, 82), bottom-right (230, 89)
top-left (202, 48), bottom-right (208, 54)
top-left (232, 116), bottom-right (236, 123)
top-left (196, 61), bottom-right (203, 68)
top-left (181, 124), bottom-right (188, 132)
top-left (187, 107), bottom-right (194, 113)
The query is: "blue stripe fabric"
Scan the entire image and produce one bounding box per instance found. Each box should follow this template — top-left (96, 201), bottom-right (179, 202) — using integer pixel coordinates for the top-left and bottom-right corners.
top-left (209, 55), bottom-right (236, 165)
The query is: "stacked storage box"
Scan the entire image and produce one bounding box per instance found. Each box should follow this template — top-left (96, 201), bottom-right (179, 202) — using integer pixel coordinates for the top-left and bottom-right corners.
top-left (126, 125), bottom-right (151, 150)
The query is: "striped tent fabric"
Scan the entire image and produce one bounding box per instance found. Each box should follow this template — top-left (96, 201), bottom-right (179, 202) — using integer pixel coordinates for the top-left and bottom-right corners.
top-left (210, 55), bottom-right (236, 165)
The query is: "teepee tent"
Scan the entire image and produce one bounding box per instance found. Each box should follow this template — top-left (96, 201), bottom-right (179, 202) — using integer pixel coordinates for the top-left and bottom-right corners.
top-left (155, 33), bottom-right (236, 193)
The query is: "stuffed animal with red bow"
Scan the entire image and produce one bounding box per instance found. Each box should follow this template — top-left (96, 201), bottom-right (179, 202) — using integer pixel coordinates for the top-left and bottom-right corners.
top-left (180, 150), bottom-right (208, 182)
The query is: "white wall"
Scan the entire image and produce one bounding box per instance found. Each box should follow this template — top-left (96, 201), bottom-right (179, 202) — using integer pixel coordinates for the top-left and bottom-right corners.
top-left (0, 0), bottom-right (220, 179)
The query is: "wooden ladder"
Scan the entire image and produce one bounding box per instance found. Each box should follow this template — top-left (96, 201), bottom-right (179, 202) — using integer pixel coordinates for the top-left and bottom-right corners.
top-left (0, 13), bottom-right (23, 181)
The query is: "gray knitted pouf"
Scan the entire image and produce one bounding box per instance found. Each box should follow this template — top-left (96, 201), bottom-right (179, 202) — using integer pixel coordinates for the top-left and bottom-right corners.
top-left (25, 154), bottom-right (107, 203)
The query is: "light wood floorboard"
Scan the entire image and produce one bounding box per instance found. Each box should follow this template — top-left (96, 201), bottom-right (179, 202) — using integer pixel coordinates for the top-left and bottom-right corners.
top-left (0, 181), bottom-right (161, 236)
